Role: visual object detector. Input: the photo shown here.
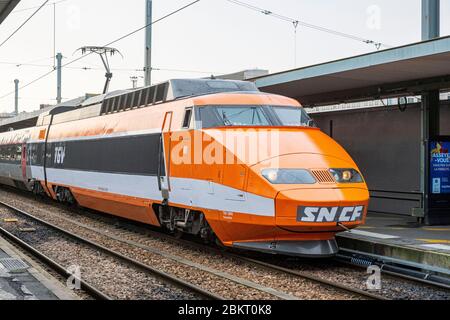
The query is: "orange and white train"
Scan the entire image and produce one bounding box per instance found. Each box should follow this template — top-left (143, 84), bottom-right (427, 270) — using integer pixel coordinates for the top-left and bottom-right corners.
top-left (0, 79), bottom-right (369, 257)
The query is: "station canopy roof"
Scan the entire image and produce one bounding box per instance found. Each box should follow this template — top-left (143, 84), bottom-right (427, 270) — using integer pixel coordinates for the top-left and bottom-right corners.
top-left (254, 36), bottom-right (450, 107)
top-left (0, 0), bottom-right (20, 25)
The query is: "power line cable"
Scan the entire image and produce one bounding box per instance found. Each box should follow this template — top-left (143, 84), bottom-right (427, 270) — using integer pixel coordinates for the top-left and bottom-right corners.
top-left (225, 0), bottom-right (390, 50)
top-left (0, 0), bottom-right (50, 50)
top-left (10, 0), bottom-right (69, 14)
top-left (0, 0), bottom-right (202, 102)
top-left (0, 60), bottom-right (222, 75)
top-left (0, 56), bottom-right (54, 68)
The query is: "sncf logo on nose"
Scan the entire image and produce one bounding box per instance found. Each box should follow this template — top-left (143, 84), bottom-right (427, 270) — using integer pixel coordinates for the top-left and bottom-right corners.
top-left (297, 206), bottom-right (364, 223)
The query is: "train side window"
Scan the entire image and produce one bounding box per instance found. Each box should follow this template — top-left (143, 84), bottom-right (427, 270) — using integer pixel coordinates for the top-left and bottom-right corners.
top-left (16, 146), bottom-right (22, 161)
top-left (182, 108), bottom-right (193, 129)
top-left (8, 146), bottom-right (13, 161)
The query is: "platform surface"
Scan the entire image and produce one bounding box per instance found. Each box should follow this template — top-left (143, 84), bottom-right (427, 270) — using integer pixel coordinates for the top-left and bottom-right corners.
top-left (337, 212), bottom-right (450, 274)
top-left (0, 236), bottom-right (79, 300)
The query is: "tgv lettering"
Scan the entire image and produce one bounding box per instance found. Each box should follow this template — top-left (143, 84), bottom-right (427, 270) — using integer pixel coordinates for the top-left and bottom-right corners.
top-left (54, 146), bottom-right (66, 165)
top-left (298, 206), bottom-right (364, 223)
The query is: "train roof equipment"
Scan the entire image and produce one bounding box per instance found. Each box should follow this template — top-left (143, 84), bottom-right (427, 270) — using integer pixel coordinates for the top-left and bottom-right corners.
top-left (75, 46), bottom-right (124, 94)
top-left (97, 78), bottom-right (259, 116)
top-left (0, 78), bottom-right (260, 132)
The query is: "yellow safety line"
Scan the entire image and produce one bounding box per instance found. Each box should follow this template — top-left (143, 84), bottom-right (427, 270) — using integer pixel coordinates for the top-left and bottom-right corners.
top-left (422, 228), bottom-right (450, 232)
top-left (417, 239), bottom-right (450, 244)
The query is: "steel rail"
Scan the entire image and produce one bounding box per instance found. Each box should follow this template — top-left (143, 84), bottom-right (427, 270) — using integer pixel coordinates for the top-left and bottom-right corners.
top-left (4, 189), bottom-right (446, 300)
top-left (0, 225), bottom-right (112, 300)
top-left (221, 253), bottom-right (389, 300)
top-left (0, 201), bottom-right (223, 300)
top-left (335, 249), bottom-right (450, 291)
top-left (0, 202), bottom-right (303, 300)
top-left (80, 216), bottom-right (390, 300)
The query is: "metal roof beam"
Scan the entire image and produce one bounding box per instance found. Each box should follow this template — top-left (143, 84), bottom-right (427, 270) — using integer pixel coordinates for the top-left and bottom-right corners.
top-left (299, 75), bottom-right (450, 107)
top-left (0, 0), bottom-right (20, 25)
top-left (254, 36), bottom-right (450, 106)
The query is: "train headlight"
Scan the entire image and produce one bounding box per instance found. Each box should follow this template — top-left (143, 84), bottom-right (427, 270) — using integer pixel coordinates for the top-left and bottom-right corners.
top-left (342, 170), bottom-right (352, 181)
top-left (329, 169), bottom-right (363, 183)
top-left (262, 169), bottom-right (316, 184)
top-left (265, 169), bottom-right (278, 182)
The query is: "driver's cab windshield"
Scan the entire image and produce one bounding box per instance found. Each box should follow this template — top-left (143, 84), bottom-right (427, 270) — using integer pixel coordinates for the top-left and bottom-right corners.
top-left (196, 105), bottom-right (314, 129)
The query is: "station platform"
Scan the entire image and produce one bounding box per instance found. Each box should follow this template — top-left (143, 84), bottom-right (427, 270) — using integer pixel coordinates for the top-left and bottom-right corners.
top-left (337, 212), bottom-right (450, 276)
top-left (0, 235), bottom-right (79, 300)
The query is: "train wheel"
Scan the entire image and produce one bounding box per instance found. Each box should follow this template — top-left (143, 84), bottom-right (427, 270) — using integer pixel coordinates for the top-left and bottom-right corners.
top-left (54, 187), bottom-right (77, 206)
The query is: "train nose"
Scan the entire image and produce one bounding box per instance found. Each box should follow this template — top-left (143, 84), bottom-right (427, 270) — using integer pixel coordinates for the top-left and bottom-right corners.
top-left (275, 188), bottom-right (369, 230)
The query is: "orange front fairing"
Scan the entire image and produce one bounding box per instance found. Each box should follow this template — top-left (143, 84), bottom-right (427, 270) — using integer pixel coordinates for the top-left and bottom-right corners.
top-left (167, 116), bottom-right (368, 225)
top-left (168, 124), bottom-right (369, 245)
top-left (275, 188), bottom-right (369, 231)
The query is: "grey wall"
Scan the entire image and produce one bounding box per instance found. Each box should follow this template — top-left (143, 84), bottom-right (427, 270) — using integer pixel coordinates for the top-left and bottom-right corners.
top-left (310, 101), bottom-right (450, 215)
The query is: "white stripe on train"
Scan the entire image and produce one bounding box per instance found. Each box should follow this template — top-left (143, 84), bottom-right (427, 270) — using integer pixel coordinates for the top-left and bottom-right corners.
top-left (31, 167), bottom-right (275, 217)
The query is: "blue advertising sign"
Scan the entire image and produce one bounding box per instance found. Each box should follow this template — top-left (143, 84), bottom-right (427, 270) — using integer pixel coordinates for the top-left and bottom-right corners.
top-left (430, 141), bottom-right (450, 194)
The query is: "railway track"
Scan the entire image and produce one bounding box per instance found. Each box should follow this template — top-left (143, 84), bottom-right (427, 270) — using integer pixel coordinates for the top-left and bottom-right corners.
top-left (66, 206), bottom-right (449, 300)
top-left (335, 249), bottom-right (450, 290)
top-left (95, 216), bottom-right (388, 300)
top-left (0, 195), bottom-right (389, 300)
top-left (234, 249), bottom-right (450, 299)
top-left (0, 201), bottom-right (222, 300)
top-left (0, 197), bottom-right (373, 300)
top-left (96, 207), bottom-right (450, 299)
top-left (1, 188), bottom-right (449, 300)
top-left (64, 217), bottom-right (386, 300)
top-left (0, 224), bottom-right (111, 300)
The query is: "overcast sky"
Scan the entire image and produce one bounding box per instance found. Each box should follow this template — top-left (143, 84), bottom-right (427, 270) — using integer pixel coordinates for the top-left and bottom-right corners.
top-left (0, 0), bottom-right (449, 113)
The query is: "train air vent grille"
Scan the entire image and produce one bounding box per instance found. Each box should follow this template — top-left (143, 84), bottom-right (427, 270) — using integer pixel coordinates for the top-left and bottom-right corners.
top-left (311, 170), bottom-right (335, 184)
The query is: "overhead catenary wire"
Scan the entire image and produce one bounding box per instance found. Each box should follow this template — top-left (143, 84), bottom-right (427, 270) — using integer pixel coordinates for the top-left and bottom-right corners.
top-left (0, 56), bottom-right (54, 67)
top-left (8, 0), bottom-right (68, 68)
top-left (9, 0), bottom-right (69, 14)
top-left (0, 60), bottom-right (223, 75)
top-left (0, 0), bottom-right (202, 102)
top-left (0, 0), bottom-right (50, 50)
top-left (71, 66), bottom-right (221, 75)
top-left (225, 0), bottom-right (390, 50)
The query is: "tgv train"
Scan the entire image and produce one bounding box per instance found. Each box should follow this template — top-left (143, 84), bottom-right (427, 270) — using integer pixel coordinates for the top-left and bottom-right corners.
top-left (0, 79), bottom-right (369, 257)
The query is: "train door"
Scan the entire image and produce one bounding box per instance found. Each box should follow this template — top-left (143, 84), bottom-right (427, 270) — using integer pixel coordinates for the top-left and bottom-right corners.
top-left (159, 111), bottom-right (173, 200)
top-left (21, 143), bottom-right (27, 180)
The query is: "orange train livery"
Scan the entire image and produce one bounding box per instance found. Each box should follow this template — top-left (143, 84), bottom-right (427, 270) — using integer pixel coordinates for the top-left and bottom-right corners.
top-left (0, 79), bottom-right (369, 257)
